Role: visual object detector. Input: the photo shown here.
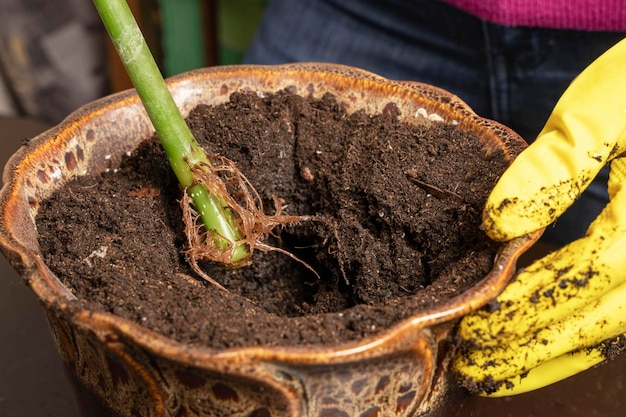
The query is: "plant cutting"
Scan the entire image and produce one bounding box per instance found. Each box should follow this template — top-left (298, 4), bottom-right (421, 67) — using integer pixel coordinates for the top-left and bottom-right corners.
top-left (93, 0), bottom-right (315, 288)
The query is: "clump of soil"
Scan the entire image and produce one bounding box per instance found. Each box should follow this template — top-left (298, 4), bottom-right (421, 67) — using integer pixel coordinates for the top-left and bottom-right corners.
top-left (37, 89), bottom-right (509, 349)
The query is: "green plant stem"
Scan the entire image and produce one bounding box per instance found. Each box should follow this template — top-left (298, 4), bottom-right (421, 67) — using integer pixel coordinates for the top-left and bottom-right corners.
top-left (93, 0), bottom-right (248, 262)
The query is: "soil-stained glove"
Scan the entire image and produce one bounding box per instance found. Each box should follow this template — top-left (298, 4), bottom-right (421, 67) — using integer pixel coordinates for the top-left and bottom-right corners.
top-left (453, 37), bottom-right (626, 396)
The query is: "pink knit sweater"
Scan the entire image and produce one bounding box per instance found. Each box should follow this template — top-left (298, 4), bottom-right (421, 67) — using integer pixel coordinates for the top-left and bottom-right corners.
top-left (441, 0), bottom-right (626, 31)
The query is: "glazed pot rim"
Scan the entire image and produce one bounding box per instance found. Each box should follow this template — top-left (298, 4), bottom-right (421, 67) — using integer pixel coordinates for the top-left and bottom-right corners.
top-left (0, 62), bottom-right (543, 366)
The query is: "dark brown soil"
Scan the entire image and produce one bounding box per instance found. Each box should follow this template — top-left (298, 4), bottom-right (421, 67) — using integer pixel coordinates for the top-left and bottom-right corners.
top-left (37, 90), bottom-right (508, 349)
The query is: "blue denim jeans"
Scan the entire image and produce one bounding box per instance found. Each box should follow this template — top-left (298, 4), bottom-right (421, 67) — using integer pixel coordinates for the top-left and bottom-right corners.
top-left (243, 0), bottom-right (625, 246)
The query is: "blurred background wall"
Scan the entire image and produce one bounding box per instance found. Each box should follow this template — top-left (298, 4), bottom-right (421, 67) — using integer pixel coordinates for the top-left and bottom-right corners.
top-left (0, 0), bottom-right (268, 124)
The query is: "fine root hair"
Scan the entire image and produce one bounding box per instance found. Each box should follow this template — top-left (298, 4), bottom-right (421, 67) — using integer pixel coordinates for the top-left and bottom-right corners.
top-left (180, 155), bottom-right (320, 290)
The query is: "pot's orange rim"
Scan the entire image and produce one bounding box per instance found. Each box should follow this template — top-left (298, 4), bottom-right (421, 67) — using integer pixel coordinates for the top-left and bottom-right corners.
top-left (0, 62), bottom-right (542, 367)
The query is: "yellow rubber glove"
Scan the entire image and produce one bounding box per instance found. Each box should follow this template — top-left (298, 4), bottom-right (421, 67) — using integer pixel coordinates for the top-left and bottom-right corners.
top-left (453, 37), bottom-right (626, 397)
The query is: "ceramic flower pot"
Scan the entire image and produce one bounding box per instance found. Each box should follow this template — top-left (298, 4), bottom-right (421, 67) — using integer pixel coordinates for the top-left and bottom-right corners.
top-left (0, 63), bottom-right (541, 417)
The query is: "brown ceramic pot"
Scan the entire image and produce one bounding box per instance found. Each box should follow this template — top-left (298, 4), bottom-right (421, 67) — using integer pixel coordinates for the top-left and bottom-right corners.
top-left (0, 63), bottom-right (541, 417)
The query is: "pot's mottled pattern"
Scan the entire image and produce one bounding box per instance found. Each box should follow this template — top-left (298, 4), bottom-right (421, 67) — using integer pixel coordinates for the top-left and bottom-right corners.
top-left (0, 64), bottom-right (541, 417)
top-left (52, 308), bottom-right (448, 416)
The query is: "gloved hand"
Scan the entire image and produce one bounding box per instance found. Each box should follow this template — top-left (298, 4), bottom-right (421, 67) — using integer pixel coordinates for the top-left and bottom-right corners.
top-left (453, 37), bottom-right (626, 397)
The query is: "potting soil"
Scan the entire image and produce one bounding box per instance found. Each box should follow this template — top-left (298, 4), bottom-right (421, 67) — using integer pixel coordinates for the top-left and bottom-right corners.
top-left (37, 90), bottom-right (509, 349)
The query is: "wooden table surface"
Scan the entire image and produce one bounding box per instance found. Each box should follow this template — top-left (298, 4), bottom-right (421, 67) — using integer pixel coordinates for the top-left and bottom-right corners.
top-left (1, 116), bottom-right (624, 417)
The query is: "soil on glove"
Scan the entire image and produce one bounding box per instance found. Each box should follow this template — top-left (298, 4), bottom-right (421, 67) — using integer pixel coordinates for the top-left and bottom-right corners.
top-left (37, 90), bottom-right (510, 349)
